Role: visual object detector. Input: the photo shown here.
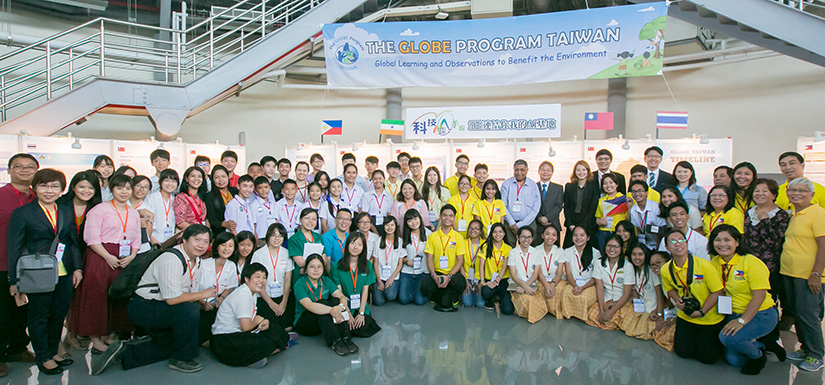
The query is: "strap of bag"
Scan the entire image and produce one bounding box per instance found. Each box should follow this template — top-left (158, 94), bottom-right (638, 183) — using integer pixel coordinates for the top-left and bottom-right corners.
top-left (47, 214), bottom-right (65, 256)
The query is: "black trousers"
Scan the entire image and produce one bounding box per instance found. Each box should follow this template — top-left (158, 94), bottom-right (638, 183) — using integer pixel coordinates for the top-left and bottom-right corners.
top-left (211, 326), bottom-right (288, 367)
top-left (420, 273), bottom-right (467, 308)
top-left (122, 298), bottom-right (199, 370)
top-left (0, 271), bottom-right (30, 362)
top-left (256, 295), bottom-right (295, 331)
top-left (198, 309), bottom-right (217, 345)
top-left (293, 297), bottom-right (351, 346)
top-left (480, 280), bottom-right (515, 315)
top-left (674, 317), bottom-right (724, 364)
top-left (27, 275), bottom-right (72, 364)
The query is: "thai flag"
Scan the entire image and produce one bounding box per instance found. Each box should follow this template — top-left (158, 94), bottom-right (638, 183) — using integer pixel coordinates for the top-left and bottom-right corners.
top-left (584, 112), bottom-right (613, 130)
top-left (26, 144), bottom-right (36, 149)
top-left (657, 111), bottom-right (688, 129)
top-left (603, 195), bottom-right (629, 216)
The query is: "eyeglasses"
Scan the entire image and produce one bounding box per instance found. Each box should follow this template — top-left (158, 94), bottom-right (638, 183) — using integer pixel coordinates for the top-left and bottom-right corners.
top-left (196, 163), bottom-right (210, 167)
top-left (11, 165), bottom-right (37, 171)
top-left (605, 244), bottom-right (621, 249)
top-left (668, 239), bottom-right (687, 245)
top-left (134, 184), bottom-right (149, 191)
top-left (37, 183), bottom-right (62, 191)
top-left (630, 189), bottom-right (646, 194)
top-left (456, 162), bottom-right (469, 166)
top-left (788, 188), bottom-right (811, 194)
top-left (358, 220), bottom-right (371, 225)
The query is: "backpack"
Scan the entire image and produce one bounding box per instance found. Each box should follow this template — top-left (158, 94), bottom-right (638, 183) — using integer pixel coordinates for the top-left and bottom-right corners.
top-left (16, 218), bottom-right (63, 294)
top-left (109, 247), bottom-right (186, 302)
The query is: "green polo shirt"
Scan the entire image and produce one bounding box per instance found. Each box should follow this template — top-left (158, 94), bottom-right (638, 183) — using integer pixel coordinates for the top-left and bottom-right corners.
top-left (287, 230), bottom-right (323, 286)
top-left (330, 263), bottom-right (376, 316)
top-left (292, 275), bottom-right (336, 326)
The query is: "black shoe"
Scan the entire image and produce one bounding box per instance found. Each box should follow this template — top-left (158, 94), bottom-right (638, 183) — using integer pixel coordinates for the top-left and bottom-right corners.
top-left (343, 338), bottom-right (359, 354)
top-left (434, 305), bottom-right (448, 312)
top-left (37, 362), bottom-right (63, 375)
top-left (331, 339), bottom-right (349, 356)
top-left (445, 304), bottom-right (458, 312)
top-left (764, 340), bottom-right (787, 362)
top-left (54, 357), bottom-right (73, 367)
top-left (741, 351), bottom-right (767, 375)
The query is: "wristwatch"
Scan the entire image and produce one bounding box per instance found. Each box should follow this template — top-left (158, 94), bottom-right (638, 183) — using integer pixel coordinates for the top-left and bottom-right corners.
top-left (698, 309), bottom-right (705, 317)
top-left (812, 272), bottom-right (821, 278)
top-left (359, 312), bottom-right (365, 316)
top-left (737, 318), bottom-right (745, 325)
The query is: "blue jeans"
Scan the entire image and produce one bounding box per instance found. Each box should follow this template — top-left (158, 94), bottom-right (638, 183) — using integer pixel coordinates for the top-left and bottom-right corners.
top-left (718, 308), bottom-right (778, 367)
top-left (596, 230), bottom-right (612, 253)
top-left (462, 280), bottom-right (485, 308)
top-left (373, 279), bottom-right (400, 306)
top-left (783, 275), bottom-right (825, 359)
top-left (398, 273), bottom-right (427, 306)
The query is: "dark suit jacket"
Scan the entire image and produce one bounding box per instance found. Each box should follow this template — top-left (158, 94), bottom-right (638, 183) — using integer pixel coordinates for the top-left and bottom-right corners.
top-left (7, 201), bottom-right (80, 285)
top-left (563, 181), bottom-right (599, 233)
top-left (592, 171), bottom-right (627, 195)
top-left (651, 170), bottom-right (675, 193)
top-left (201, 186), bottom-right (238, 237)
top-left (536, 180), bottom-right (564, 229)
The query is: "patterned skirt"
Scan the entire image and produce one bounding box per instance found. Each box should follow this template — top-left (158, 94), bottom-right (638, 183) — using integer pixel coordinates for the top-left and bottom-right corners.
top-left (512, 290), bottom-right (549, 324)
top-left (545, 281), bottom-right (566, 319)
top-left (585, 301), bottom-right (631, 330)
top-left (619, 310), bottom-right (656, 340)
top-left (654, 321), bottom-right (676, 352)
top-left (558, 285), bottom-right (597, 321)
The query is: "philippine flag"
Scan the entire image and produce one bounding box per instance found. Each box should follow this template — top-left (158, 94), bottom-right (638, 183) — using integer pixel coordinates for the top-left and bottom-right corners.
top-left (321, 120), bottom-right (342, 136)
top-left (584, 112), bottom-right (614, 130)
top-left (602, 195), bottom-right (629, 217)
top-left (657, 111), bottom-right (688, 129)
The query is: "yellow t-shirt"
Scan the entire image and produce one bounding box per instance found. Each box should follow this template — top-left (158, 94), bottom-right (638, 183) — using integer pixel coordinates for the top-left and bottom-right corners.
top-left (594, 193), bottom-right (628, 232)
top-left (470, 184), bottom-right (483, 201)
top-left (734, 193), bottom-right (754, 213)
top-left (424, 228), bottom-right (466, 275)
top-left (448, 193), bottom-right (478, 236)
top-left (702, 208), bottom-right (744, 236)
top-left (780, 205), bottom-right (825, 279)
top-left (384, 179), bottom-right (403, 200)
top-left (444, 174), bottom-right (477, 197)
top-left (660, 255), bottom-right (725, 325)
top-left (627, 188), bottom-right (660, 208)
top-left (710, 254), bottom-right (775, 313)
top-left (776, 180), bottom-right (825, 211)
top-left (480, 242), bottom-right (513, 280)
top-left (472, 199), bottom-right (507, 233)
top-left (463, 239), bottom-right (484, 280)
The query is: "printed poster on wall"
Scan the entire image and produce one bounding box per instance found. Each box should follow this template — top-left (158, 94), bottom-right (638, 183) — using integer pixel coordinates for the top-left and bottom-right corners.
top-left (517, 141), bottom-right (583, 186)
top-left (391, 142), bottom-right (451, 183)
top-left (334, 144), bottom-right (393, 179)
top-left (0, 135), bottom-right (19, 185)
top-left (657, 138), bottom-right (733, 191)
top-left (583, 139), bottom-right (653, 179)
top-left (285, 145), bottom-right (338, 180)
top-left (404, 104), bottom-right (561, 140)
top-left (322, 2), bottom-right (667, 88)
top-left (184, 144), bottom-right (247, 177)
top-left (22, 136), bottom-right (111, 183)
top-left (114, 141), bottom-right (186, 178)
top-left (797, 137), bottom-right (825, 186)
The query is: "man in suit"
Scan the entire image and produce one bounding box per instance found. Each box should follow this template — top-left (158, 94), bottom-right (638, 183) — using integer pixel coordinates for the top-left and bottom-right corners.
top-left (592, 149), bottom-right (627, 195)
top-left (534, 161), bottom-right (564, 246)
top-left (644, 146), bottom-right (674, 193)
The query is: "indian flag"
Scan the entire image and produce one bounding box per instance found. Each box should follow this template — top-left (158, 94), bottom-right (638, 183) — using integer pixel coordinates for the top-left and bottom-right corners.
top-left (380, 119), bottom-right (404, 136)
top-left (603, 195), bottom-right (629, 216)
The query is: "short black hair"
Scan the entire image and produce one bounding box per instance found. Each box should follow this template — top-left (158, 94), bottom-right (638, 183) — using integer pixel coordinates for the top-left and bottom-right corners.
top-left (409, 157), bottom-right (422, 165)
top-left (281, 178), bottom-right (297, 188)
top-left (220, 150), bottom-right (238, 161)
top-left (242, 262), bottom-right (268, 282)
top-left (8, 153), bottom-right (38, 168)
top-left (440, 203), bottom-right (457, 215)
top-left (247, 162), bottom-right (261, 170)
top-left (131, 175), bottom-right (152, 191)
top-left (310, 153), bottom-right (324, 163)
top-left (93, 155), bottom-right (114, 168)
top-left (707, 184), bottom-right (736, 212)
top-left (237, 174), bottom-right (254, 186)
top-left (159, 169), bottom-right (179, 184)
top-left (666, 200), bottom-right (689, 218)
top-left (278, 158), bottom-right (292, 167)
top-left (707, 224), bottom-right (750, 256)
top-left (386, 161), bottom-right (400, 170)
top-left (343, 163), bottom-right (358, 173)
top-left (628, 179), bottom-right (649, 192)
top-left (644, 146), bottom-right (663, 156)
top-left (260, 155), bottom-right (277, 166)
top-left (194, 155), bottom-right (210, 165)
top-left (365, 156), bottom-right (379, 164)
top-left (397, 152), bottom-right (411, 161)
top-left (514, 159), bottom-right (528, 168)
top-left (266, 223), bottom-right (288, 243)
top-left (630, 164), bottom-right (648, 175)
top-left (31, 169), bottom-right (66, 190)
top-left (254, 176), bottom-right (270, 187)
top-left (778, 151), bottom-right (804, 164)
top-left (109, 174), bottom-right (133, 189)
top-left (474, 163), bottom-right (488, 172)
top-left (182, 224), bottom-right (211, 241)
top-left (342, 153), bottom-right (356, 162)
top-left (150, 149), bottom-right (170, 161)
top-left (456, 154), bottom-right (469, 163)
top-left (595, 149), bottom-right (613, 160)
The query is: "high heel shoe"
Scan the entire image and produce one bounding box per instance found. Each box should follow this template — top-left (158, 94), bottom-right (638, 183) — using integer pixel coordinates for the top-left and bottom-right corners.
top-left (37, 362), bottom-right (63, 375)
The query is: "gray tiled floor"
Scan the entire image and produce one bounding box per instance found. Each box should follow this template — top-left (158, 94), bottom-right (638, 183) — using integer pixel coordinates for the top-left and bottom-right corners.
top-left (2, 302), bottom-right (822, 385)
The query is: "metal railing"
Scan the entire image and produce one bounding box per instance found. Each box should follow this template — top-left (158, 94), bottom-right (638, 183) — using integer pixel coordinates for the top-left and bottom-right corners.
top-left (0, 0), bottom-right (324, 122)
top-left (773, 0), bottom-right (825, 17)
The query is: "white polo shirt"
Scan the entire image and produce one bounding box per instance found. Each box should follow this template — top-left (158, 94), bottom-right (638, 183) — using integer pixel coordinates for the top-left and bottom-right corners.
top-left (197, 258), bottom-right (238, 295)
top-left (136, 246), bottom-right (201, 301)
top-left (507, 246), bottom-right (539, 284)
top-left (250, 194), bottom-right (278, 239)
top-left (658, 227), bottom-right (710, 261)
top-left (372, 238), bottom-right (404, 281)
top-left (275, 198), bottom-right (301, 236)
top-left (340, 183), bottom-right (364, 212)
top-left (536, 244), bottom-right (565, 281)
top-left (627, 266), bottom-right (661, 313)
top-left (211, 284), bottom-right (257, 335)
top-left (401, 229), bottom-right (432, 275)
top-left (564, 246), bottom-right (601, 284)
top-left (299, 199), bottom-right (327, 232)
top-left (629, 199), bottom-right (667, 249)
top-left (224, 196), bottom-right (256, 234)
top-left (250, 246), bottom-right (294, 298)
top-left (144, 191), bottom-right (176, 243)
top-left (592, 259), bottom-right (633, 302)
top-left (360, 190), bottom-right (394, 224)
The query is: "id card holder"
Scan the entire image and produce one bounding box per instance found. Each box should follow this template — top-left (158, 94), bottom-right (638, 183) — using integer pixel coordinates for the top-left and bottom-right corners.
top-left (468, 267), bottom-right (475, 280)
top-left (606, 217), bottom-right (614, 230)
top-left (457, 219), bottom-right (467, 232)
top-left (575, 276), bottom-right (586, 287)
top-left (164, 225), bottom-right (174, 239)
top-left (376, 214), bottom-right (384, 226)
top-left (439, 256), bottom-right (449, 270)
top-left (55, 243), bottom-right (66, 263)
top-left (118, 239), bottom-right (132, 258)
top-left (491, 272), bottom-right (500, 281)
top-left (269, 282), bottom-right (283, 298)
top-left (381, 266), bottom-right (392, 281)
top-left (428, 211), bottom-right (437, 223)
top-left (512, 201), bottom-right (523, 213)
top-left (632, 298), bottom-right (645, 313)
top-left (717, 295), bottom-right (733, 315)
top-left (413, 256), bottom-right (422, 272)
top-left (664, 308), bottom-right (677, 320)
top-left (350, 294), bottom-right (361, 310)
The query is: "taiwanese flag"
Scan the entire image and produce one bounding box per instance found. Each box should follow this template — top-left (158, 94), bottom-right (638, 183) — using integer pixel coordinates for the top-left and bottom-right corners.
top-left (602, 195), bottom-right (628, 216)
top-left (584, 112), bottom-right (613, 130)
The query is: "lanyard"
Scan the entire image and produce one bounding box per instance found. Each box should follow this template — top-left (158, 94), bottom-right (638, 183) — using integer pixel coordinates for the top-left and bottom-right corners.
top-left (460, 193), bottom-right (470, 215)
top-left (220, 190), bottom-right (232, 205)
top-left (670, 257), bottom-right (694, 297)
top-left (344, 185), bottom-right (357, 205)
top-left (485, 201), bottom-right (496, 222)
top-left (543, 250), bottom-right (553, 274)
top-left (440, 233), bottom-right (452, 256)
top-left (234, 196), bottom-right (248, 213)
top-left (133, 200), bottom-right (143, 210)
top-left (493, 247), bottom-right (504, 273)
top-left (269, 247), bottom-right (281, 282)
top-left (574, 249), bottom-right (583, 272)
top-left (162, 195), bottom-right (172, 223)
top-left (40, 203), bottom-right (58, 234)
top-left (336, 233), bottom-right (346, 256)
top-left (259, 197), bottom-right (272, 212)
top-left (708, 211), bottom-right (724, 232)
top-left (14, 188), bottom-right (31, 207)
top-left (187, 258), bottom-right (196, 288)
top-left (721, 262), bottom-right (733, 290)
top-left (384, 239), bottom-right (394, 266)
top-left (387, 182), bottom-right (399, 198)
top-left (111, 201), bottom-right (129, 239)
top-left (185, 194), bottom-right (204, 224)
top-left (374, 193), bottom-right (386, 211)
top-left (412, 233), bottom-right (421, 255)
top-left (428, 193), bottom-right (437, 209)
top-left (515, 181), bottom-right (525, 199)
top-left (297, 184), bottom-right (308, 202)
top-left (307, 279), bottom-right (323, 301)
top-left (637, 210), bottom-right (649, 229)
top-left (636, 270), bottom-right (646, 294)
top-left (284, 203), bottom-right (296, 225)
top-left (215, 261), bottom-right (225, 294)
top-left (469, 240), bottom-right (480, 265)
top-left (349, 265), bottom-right (359, 291)
top-left (520, 250), bottom-right (531, 276)
top-left (403, 200), bottom-right (415, 212)
top-left (607, 262), bottom-right (619, 286)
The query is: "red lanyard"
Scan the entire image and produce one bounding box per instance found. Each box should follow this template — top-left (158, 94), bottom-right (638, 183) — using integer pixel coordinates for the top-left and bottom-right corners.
top-left (721, 263), bottom-right (732, 290)
top-left (574, 249), bottom-right (583, 272)
top-left (234, 196), bottom-right (248, 213)
top-left (284, 203), bottom-right (296, 225)
top-left (674, 265), bottom-right (689, 295)
top-left (485, 201), bottom-right (496, 222)
top-left (185, 194), bottom-right (204, 224)
top-left (403, 200), bottom-right (415, 212)
top-left (460, 194), bottom-right (470, 215)
top-left (111, 201), bottom-right (129, 239)
top-left (637, 210), bottom-right (649, 228)
top-left (269, 247), bottom-right (281, 281)
top-left (14, 188), bottom-right (31, 207)
top-left (344, 185), bottom-right (357, 204)
top-left (384, 239), bottom-right (393, 265)
top-left (440, 233), bottom-right (452, 256)
top-left (544, 251), bottom-right (553, 273)
top-left (259, 197), bottom-right (271, 212)
top-left (336, 234), bottom-right (346, 256)
top-left (374, 193), bottom-right (385, 211)
top-left (515, 182), bottom-right (525, 198)
top-left (349, 265), bottom-right (359, 291)
top-left (133, 200), bottom-right (143, 210)
top-left (297, 184), bottom-right (308, 202)
top-left (307, 279), bottom-right (323, 301)
top-left (520, 250), bottom-right (531, 275)
top-left (215, 262), bottom-right (225, 294)
top-left (187, 258), bottom-right (196, 287)
top-left (40, 203), bottom-right (58, 234)
top-left (162, 195), bottom-right (172, 223)
top-left (493, 247), bottom-right (504, 272)
top-left (412, 233), bottom-right (421, 255)
top-left (636, 270), bottom-right (646, 294)
top-left (607, 262), bottom-right (619, 286)
top-left (709, 211), bottom-right (724, 232)
top-left (387, 183), bottom-right (399, 198)
top-left (469, 240), bottom-right (480, 264)
top-left (220, 191), bottom-right (232, 205)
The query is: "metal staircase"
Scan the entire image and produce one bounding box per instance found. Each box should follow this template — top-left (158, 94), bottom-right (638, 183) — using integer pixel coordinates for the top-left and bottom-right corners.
top-left (0, 0), bottom-right (373, 137)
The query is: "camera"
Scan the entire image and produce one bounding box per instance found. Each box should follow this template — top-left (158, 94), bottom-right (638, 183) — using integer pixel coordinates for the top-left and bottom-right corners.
top-left (681, 296), bottom-right (702, 315)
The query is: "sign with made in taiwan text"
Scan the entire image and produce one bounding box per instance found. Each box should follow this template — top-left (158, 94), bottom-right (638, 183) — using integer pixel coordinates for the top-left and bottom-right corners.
top-left (404, 104), bottom-right (561, 140)
top-left (322, 2), bottom-right (667, 88)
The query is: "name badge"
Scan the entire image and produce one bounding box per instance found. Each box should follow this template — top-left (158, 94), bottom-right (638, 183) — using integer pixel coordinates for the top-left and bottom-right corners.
top-left (491, 272), bottom-right (500, 281)
top-left (413, 256), bottom-right (422, 272)
top-left (376, 214), bottom-right (384, 226)
top-left (350, 294), bottom-right (361, 310)
top-left (717, 295), bottom-right (733, 315)
top-left (663, 308), bottom-right (677, 320)
top-left (468, 267), bottom-right (475, 280)
top-left (605, 217), bottom-right (614, 229)
top-left (575, 276), bottom-right (587, 287)
top-left (457, 219), bottom-right (467, 232)
top-left (268, 282), bottom-right (283, 298)
top-left (439, 256), bottom-right (449, 270)
top-left (381, 265), bottom-right (392, 281)
top-left (512, 201), bottom-right (523, 213)
top-left (118, 240), bottom-right (132, 258)
top-left (163, 226), bottom-right (174, 238)
top-left (632, 298), bottom-right (645, 313)
top-left (55, 243), bottom-right (66, 263)
top-left (486, 224), bottom-right (492, 237)
top-left (428, 211), bottom-right (437, 223)
top-left (545, 273), bottom-right (554, 282)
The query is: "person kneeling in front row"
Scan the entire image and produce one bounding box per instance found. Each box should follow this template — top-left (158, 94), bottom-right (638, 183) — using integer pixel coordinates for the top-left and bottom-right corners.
top-left (421, 204), bottom-right (467, 312)
top-left (92, 225), bottom-right (216, 375)
top-left (211, 263), bottom-right (293, 369)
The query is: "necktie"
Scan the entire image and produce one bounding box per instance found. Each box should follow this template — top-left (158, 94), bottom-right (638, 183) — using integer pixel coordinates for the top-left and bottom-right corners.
top-left (648, 172), bottom-right (655, 187)
top-left (541, 183), bottom-right (547, 201)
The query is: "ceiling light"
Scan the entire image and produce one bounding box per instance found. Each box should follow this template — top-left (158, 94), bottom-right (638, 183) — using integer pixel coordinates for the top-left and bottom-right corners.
top-left (700, 134), bottom-right (709, 144)
top-left (621, 139), bottom-right (630, 150)
top-left (71, 138), bottom-right (82, 149)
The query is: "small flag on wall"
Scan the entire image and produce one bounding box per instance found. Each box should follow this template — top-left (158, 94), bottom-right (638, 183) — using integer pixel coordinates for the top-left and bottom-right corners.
top-left (322, 120), bottom-right (342, 136)
top-left (380, 119), bottom-right (404, 136)
top-left (656, 111), bottom-right (688, 129)
top-left (584, 112), bottom-right (614, 130)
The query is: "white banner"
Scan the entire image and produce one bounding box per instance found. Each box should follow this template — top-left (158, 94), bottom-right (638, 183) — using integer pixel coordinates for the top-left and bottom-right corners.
top-left (657, 138), bottom-right (733, 191)
top-left (404, 104), bottom-right (561, 140)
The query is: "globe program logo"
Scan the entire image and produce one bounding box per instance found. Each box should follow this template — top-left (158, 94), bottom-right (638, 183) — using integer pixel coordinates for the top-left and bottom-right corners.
top-left (336, 43), bottom-right (359, 65)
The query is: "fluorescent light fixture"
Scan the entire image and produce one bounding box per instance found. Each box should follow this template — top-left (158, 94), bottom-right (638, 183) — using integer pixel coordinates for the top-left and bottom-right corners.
top-left (700, 134), bottom-right (709, 144)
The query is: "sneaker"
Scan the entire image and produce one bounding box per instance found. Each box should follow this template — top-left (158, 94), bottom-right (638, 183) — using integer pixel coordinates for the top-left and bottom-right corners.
top-left (798, 357), bottom-right (825, 372)
top-left (434, 305), bottom-right (449, 312)
top-left (286, 332), bottom-right (299, 349)
top-left (247, 358), bottom-right (268, 369)
top-left (343, 337), bottom-right (359, 354)
top-left (331, 340), bottom-right (349, 356)
top-left (91, 340), bottom-right (125, 376)
top-left (445, 305), bottom-right (458, 312)
top-left (787, 349), bottom-right (807, 361)
top-left (167, 359), bottom-right (203, 373)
